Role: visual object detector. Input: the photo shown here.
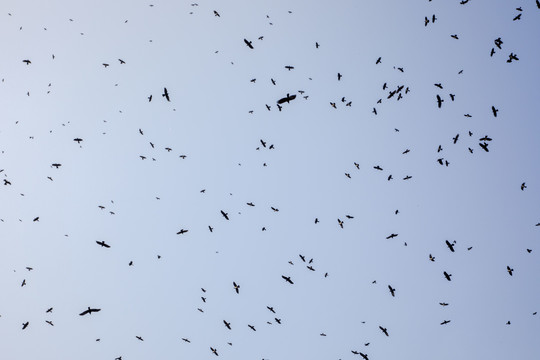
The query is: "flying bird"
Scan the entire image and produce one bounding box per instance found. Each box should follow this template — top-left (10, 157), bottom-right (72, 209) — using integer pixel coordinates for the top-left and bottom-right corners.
top-left (277, 93), bottom-right (296, 104)
top-left (379, 326), bottom-right (389, 336)
top-left (162, 88), bottom-right (170, 101)
top-left (507, 266), bottom-right (514, 276)
top-left (176, 229), bottom-right (188, 235)
top-left (282, 275), bottom-right (294, 284)
top-left (440, 320), bottom-right (451, 325)
top-left (388, 285), bottom-right (395, 297)
top-left (436, 95), bottom-right (444, 108)
top-left (233, 281), bottom-right (240, 293)
top-left (96, 240), bottom-right (110, 248)
top-left (443, 271), bottom-right (452, 281)
top-left (445, 240), bottom-right (455, 252)
top-left (79, 307), bottom-right (101, 316)
top-left (244, 38), bottom-right (253, 49)
top-left (223, 320), bottom-right (231, 329)
top-left (492, 106), bottom-right (498, 117)
top-left (221, 210), bottom-right (229, 220)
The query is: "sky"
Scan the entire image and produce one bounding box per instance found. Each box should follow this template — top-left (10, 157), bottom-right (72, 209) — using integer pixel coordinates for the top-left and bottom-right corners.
top-left (1, 0), bottom-right (540, 359)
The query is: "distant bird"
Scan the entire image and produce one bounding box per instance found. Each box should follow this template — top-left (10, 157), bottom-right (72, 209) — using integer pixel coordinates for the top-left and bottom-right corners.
top-left (244, 38), bottom-right (254, 49)
top-left (376, 57), bottom-right (382, 64)
top-left (51, 163), bottom-right (62, 168)
top-left (513, 13), bottom-right (521, 21)
top-left (46, 307), bottom-right (53, 313)
top-left (22, 322), bottom-right (29, 329)
top-left (285, 65), bottom-right (294, 71)
top-left (96, 240), bottom-right (110, 248)
top-left (208, 226), bottom-right (213, 232)
top-left (440, 320), bottom-right (451, 325)
top-left (443, 271), bottom-right (452, 281)
top-left (282, 275), bottom-right (294, 284)
top-left (21, 279), bottom-right (26, 287)
top-left (314, 218), bottom-right (319, 224)
top-left (221, 210), bottom-right (229, 220)
top-left (479, 142), bottom-right (489, 152)
top-left (22, 59), bottom-right (31, 65)
top-left (277, 93), bottom-right (296, 104)
top-left (210, 347), bottom-right (218, 356)
top-left (388, 285), bottom-right (395, 297)
top-left (267, 306), bottom-right (275, 313)
top-left (445, 240), bottom-right (455, 252)
top-left (102, 63), bottom-right (109, 67)
top-left (33, 217), bottom-right (39, 222)
top-left (492, 106), bottom-right (498, 117)
top-left (181, 338), bottom-right (190, 343)
top-left (374, 165), bottom-right (383, 171)
top-left (214, 10), bottom-right (220, 17)
top-left (162, 87), bottom-right (170, 101)
top-left (223, 320), bottom-right (231, 329)
top-left (451, 34), bottom-right (459, 39)
top-left (248, 324), bottom-right (256, 331)
top-left (45, 320), bottom-right (54, 326)
top-left (436, 95), bottom-right (444, 108)
top-left (386, 233), bottom-right (398, 239)
top-left (521, 183), bottom-right (526, 191)
top-left (274, 318), bottom-right (282, 324)
top-left (379, 326), bottom-right (389, 336)
top-left (233, 281), bottom-right (240, 294)
top-left (271, 78), bottom-right (276, 85)
top-left (429, 254), bottom-right (435, 262)
top-left (434, 83), bottom-right (443, 89)
top-left (507, 266), bottom-right (514, 276)
top-left (176, 229), bottom-right (188, 235)
top-left (79, 307), bottom-right (101, 316)
top-left (316, 42), bottom-right (320, 48)
top-left (453, 134), bottom-right (459, 144)
top-left (337, 73), bottom-right (342, 80)
top-left (337, 219), bottom-right (344, 228)
top-left (440, 302), bottom-right (449, 306)
top-left (118, 59), bottom-right (125, 64)
top-left (73, 138), bottom-right (83, 143)
top-left (136, 336), bottom-right (143, 341)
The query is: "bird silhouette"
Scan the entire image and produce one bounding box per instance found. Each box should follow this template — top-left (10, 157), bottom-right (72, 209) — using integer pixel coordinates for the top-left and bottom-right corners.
top-left (282, 275), bottom-right (294, 284)
top-left (96, 240), bottom-right (110, 248)
top-left (162, 88), bottom-right (170, 101)
top-left (233, 281), bottom-right (240, 293)
top-left (443, 271), bottom-right (452, 281)
top-left (79, 307), bottom-right (101, 316)
top-left (223, 320), bottom-right (231, 329)
top-left (244, 39), bottom-right (253, 49)
top-left (388, 285), bottom-right (396, 297)
top-left (379, 326), bottom-right (389, 336)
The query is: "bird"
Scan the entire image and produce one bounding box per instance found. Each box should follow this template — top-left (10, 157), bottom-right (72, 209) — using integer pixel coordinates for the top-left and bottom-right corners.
top-left (479, 142), bottom-right (489, 152)
top-left (22, 59), bottom-right (32, 65)
top-left (521, 183), bottom-right (526, 191)
top-left (274, 318), bottom-right (282, 324)
top-left (181, 338), bottom-right (190, 343)
top-left (440, 302), bottom-right (449, 306)
top-left (436, 95), bottom-right (444, 108)
top-left (507, 266), bottom-right (514, 276)
top-left (379, 326), bottom-right (389, 336)
top-left (443, 271), bottom-right (452, 281)
top-left (79, 307), bottom-right (101, 316)
top-left (386, 233), bottom-right (398, 239)
top-left (429, 254), bottom-right (435, 262)
top-left (221, 210), bottom-right (229, 220)
top-left (248, 324), bottom-right (256, 331)
top-left (51, 163), bottom-right (62, 168)
top-left (451, 34), bottom-right (459, 39)
top-left (45, 320), bottom-right (54, 326)
top-left (210, 347), bottom-right (218, 356)
top-left (388, 285), bottom-right (396, 297)
top-left (162, 87), bottom-right (170, 101)
top-left (374, 165), bottom-right (383, 171)
top-left (244, 38), bottom-right (253, 49)
top-left (513, 13), bottom-right (521, 21)
top-left (73, 138), bottom-right (83, 143)
top-left (316, 42), bottom-right (320, 48)
top-left (214, 10), bottom-right (220, 17)
top-left (453, 134), bottom-right (459, 144)
top-left (223, 320), bottom-right (231, 329)
top-left (445, 240), bottom-right (456, 252)
top-left (118, 59), bottom-right (125, 64)
top-left (148, 95), bottom-right (152, 102)
top-left (22, 322), bottom-right (29, 329)
top-left (282, 275), bottom-right (294, 284)
top-left (46, 307), bottom-right (53, 313)
top-left (492, 106), bottom-right (498, 117)
top-left (267, 306), bottom-right (275, 313)
top-left (96, 240), bottom-right (110, 248)
top-left (33, 217), bottom-right (39, 222)
top-left (376, 57), bottom-right (381, 64)
top-left (337, 73), bottom-right (342, 81)
top-left (337, 219), bottom-right (344, 228)
top-left (277, 93), bottom-right (296, 104)
top-left (440, 320), bottom-right (451, 325)
top-left (136, 336), bottom-right (144, 341)
top-left (176, 229), bottom-right (188, 235)
top-left (21, 279), bottom-right (26, 287)
top-left (284, 65), bottom-right (294, 71)
top-left (233, 281), bottom-right (240, 293)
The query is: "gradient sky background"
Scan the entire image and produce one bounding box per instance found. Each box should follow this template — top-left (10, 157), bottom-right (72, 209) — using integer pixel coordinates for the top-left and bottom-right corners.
top-left (1, 1), bottom-right (540, 359)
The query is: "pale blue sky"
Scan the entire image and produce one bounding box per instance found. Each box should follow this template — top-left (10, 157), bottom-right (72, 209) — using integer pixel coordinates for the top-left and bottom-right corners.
top-left (1, 1), bottom-right (539, 359)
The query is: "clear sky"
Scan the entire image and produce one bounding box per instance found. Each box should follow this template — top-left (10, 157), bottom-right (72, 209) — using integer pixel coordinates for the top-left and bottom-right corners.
top-left (1, 0), bottom-right (539, 359)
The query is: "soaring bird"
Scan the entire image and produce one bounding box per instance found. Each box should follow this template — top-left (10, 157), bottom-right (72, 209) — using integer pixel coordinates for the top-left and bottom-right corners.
top-left (23, 59), bottom-right (32, 65)
top-left (440, 320), bottom-right (451, 325)
top-left (277, 93), bottom-right (296, 104)
top-left (233, 281), bottom-right (240, 294)
top-left (210, 347), bottom-right (218, 356)
top-left (45, 320), bottom-right (54, 326)
top-left (492, 106), bottom-right (498, 117)
top-left (436, 95), bottom-right (444, 108)
top-left (213, 10), bottom-right (220, 17)
top-left (79, 307), bottom-right (101, 316)
top-left (248, 324), bottom-right (256, 331)
top-left (162, 87), bottom-right (170, 101)
top-left (429, 254), bottom-right (435, 262)
top-left (275, 317), bottom-right (282, 324)
top-left (379, 326), bottom-right (389, 336)
top-left (337, 73), bottom-right (342, 81)
top-left (282, 275), bottom-right (294, 284)
top-left (337, 219), bottom-right (344, 228)
top-left (176, 229), bottom-right (188, 235)
top-left (244, 38), bottom-right (253, 49)
top-left (96, 240), bottom-right (110, 248)
top-left (479, 142), bottom-right (489, 152)
top-left (376, 57), bottom-right (382, 64)
top-left (285, 65), bottom-right (294, 71)
top-left (507, 266), bottom-right (514, 276)
top-left (46, 307), bottom-right (53, 313)
top-left (181, 338), bottom-right (191, 343)
top-left (443, 271), bottom-right (452, 281)
top-left (223, 320), bottom-right (231, 329)
top-left (73, 138), bottom-right (83, 143)
top-left (221, 210), bottom-right (229, 220)
top-left (22, 322), bottom-right (29, 329)
top-left (118, 59), bottom-right (125, 64)
top-left (521, 183), bottom-right (526, 191)
top-left (386, 233), bottom-right (398, 239)
top-left (136, 336), bottom-right (144, 341)
top-left (388, 285), bottom-right (396, 297)
top-left (445, 240), bottom-right (455, 252)
top-left (267, 306), bottom-right (275, 313)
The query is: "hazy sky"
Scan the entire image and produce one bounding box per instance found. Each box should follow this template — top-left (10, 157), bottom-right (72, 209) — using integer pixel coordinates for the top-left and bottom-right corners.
top-left (1, 1), bottom-right (539, 359)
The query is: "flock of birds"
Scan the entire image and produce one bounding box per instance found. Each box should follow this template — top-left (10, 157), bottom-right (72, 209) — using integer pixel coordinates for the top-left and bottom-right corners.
top-left (2, 1), bottom-right (540, 359)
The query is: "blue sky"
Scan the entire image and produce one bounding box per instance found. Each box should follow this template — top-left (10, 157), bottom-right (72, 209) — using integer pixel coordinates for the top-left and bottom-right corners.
top-left (1, 1), bottom-right (539, 359)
